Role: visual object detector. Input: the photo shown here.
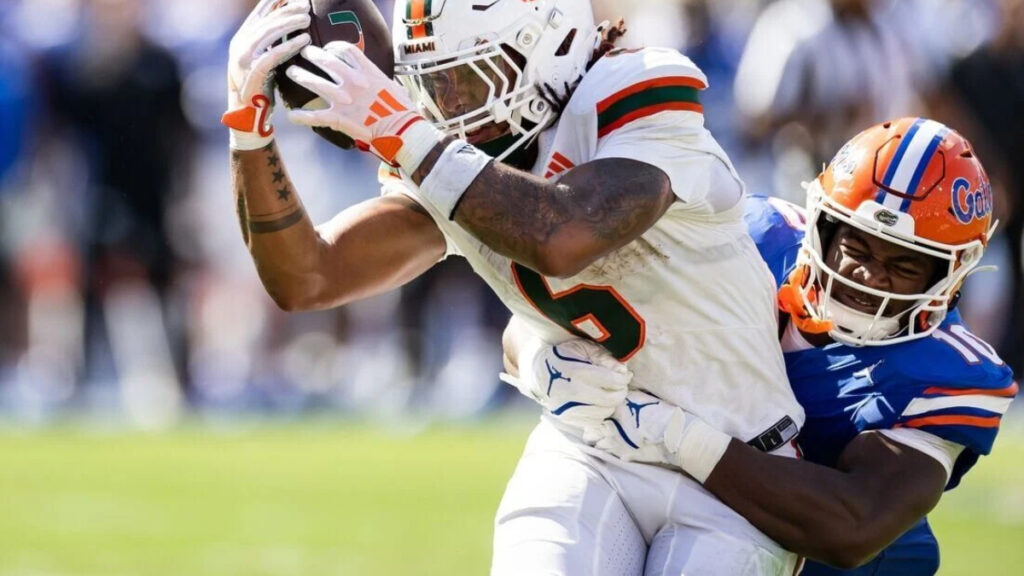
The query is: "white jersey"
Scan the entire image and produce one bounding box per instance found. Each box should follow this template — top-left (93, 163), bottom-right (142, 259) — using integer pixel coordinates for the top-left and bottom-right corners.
top-left (383, 47), bottom-right (804, 443)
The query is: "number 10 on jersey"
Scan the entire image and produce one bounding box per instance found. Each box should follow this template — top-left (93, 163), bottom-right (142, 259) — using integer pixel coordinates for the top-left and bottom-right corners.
top-left (511, 263), bottom-right (646, 361)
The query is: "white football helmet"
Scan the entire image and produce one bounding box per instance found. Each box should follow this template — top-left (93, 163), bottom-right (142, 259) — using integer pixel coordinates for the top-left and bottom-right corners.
top-left (391, 0), bottom-right (602, 161)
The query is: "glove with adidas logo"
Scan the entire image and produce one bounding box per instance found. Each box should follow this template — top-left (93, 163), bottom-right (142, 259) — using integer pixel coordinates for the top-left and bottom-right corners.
top-left (285, 42), bottom-right (445, 170)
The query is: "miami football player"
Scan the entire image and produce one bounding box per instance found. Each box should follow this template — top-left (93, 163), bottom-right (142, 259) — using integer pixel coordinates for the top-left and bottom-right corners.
top-left (509, 118), bottom-right (1016, 575)
top-left (226, 0), bottom-right (804, 573)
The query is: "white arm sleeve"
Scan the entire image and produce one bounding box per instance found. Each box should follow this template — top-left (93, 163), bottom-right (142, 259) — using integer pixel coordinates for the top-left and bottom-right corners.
top-left (876, 428), bottom-right (966, 481)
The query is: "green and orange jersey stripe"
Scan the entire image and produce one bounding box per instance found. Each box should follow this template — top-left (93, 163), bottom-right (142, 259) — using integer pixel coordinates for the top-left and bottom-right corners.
top-left (596, 76), bottom-right (706, 138)
top-left (405, 0), bottom-right (434, 39)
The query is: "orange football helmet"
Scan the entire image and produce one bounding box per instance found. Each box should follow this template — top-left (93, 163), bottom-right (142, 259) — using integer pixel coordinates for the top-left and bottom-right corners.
top-left (784, 117), bottom-right (996, 346)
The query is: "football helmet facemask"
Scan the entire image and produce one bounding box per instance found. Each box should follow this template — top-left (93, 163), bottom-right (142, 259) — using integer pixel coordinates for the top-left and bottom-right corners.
top-left (391, 0), bottom-right (602, 161)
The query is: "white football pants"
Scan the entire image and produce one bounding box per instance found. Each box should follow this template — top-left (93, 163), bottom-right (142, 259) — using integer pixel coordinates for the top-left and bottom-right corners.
top-left (491, 417), bottom-right (799, 576)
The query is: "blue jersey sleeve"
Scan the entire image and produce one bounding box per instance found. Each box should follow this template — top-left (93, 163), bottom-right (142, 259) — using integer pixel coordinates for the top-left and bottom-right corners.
top-left (890, 314), bottom-right (1016, 488)
top-left (742, 195), bottom-right (805, 289)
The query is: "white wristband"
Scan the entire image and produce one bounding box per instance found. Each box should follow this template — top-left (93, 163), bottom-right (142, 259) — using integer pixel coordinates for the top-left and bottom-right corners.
top-left (229, 129), bottom-right (275, 151)
top-left (664, 413), bottom-right (732, 484)
top-left (394, 120), bottom-right (445, 173)
top-left (419, 139), bottom-right (492, 220)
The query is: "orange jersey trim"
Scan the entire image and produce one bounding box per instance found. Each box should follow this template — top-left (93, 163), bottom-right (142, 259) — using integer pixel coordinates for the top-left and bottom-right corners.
top-left (899, 414), bottom-right (1002, 429)
top-left (923, 381), bottom-right (1018, 398)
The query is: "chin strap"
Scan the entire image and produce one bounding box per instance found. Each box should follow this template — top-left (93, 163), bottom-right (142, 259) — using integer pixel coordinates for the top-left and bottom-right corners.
top-left (777, 265), bottom-right (834, 335)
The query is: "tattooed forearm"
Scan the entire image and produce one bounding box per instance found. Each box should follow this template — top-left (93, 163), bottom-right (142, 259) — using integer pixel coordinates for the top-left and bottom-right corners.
top-left (236, 185), bottom-right (250, 245)
top-left (449, 157), bottom-right (675, 276)
top-left (229, 140), bottom-right (322, 309)
top-left (249, 205), bottom-right (306, 234)
top-left (453, 168), bottom-right (573, 265)
top-left (231, 143), bottom-right (307, 242)
top-left (228, 140), bottom-right (446, 311)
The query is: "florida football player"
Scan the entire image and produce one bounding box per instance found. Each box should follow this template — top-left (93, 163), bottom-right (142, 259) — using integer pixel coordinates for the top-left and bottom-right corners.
top-left (226, 0), bottom-right (803, 574)
top-left (509, 118), bottom-right (1016, 575)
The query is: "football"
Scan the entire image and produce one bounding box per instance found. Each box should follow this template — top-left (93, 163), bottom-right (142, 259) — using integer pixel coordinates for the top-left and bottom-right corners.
top-left (275, 0), bottom-right (395, 149)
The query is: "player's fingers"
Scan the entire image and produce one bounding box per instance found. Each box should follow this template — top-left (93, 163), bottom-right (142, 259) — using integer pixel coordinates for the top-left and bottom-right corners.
top-left (256, 1), bottom-right (311, 35)
top-left (587, 351), bottom-right (630, 375)
top-left (256, 33), bottom-right (311, 72)
top-left (552, 403), bottom-right (604, 424)
top-left (286, 108), bottom-right (335, 129)
top-left (606, 386), bottom-right (629, 406)
top-left (252, 11), bottom-right (312, 54)
top-left (324, 41), bottom-right (365, 67)
top-left (594, 436), bottom-right (622, 456)
top-left (322, 42), bottom-right (373, 88)
top-left (285, 66), bottom-right (352, 104)
top-left (251, 3), bottom-right (310, 42)
top-left (553, 340), bottom-right (595, 365)
top-left (563, 364), bottom-right (628, 394)
top-left (548, 384), bottom-right (607, 410)
top-left (581, 425), bottom-right (604, 445)
top-left (595, 424), bottom-right (637, 458)
top-left (607, 401), bottom-right (633, 423)
top-left (592, 370), bottom-right (633, 393)
top-left (300, 46), bottom-right (353, 85)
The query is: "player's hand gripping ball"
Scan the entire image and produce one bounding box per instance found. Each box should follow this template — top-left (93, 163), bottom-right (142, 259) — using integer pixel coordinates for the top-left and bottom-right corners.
top-left (275, 0), bottom-right (395, 149)
top-left (285, 42), bottom-right (427, 165)
top-left (223, 0), bottom-right (312, 149)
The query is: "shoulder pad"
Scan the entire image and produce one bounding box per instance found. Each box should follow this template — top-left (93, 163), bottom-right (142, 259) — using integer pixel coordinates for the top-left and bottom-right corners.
top-left (569, 47), bottom-right (709, 138)
top-left (894, 319), bottom-right (1014, 386)
top-left (744, 196), bottom-right (806, 288)
top-left (889, 323), bottom-right (1016, 456)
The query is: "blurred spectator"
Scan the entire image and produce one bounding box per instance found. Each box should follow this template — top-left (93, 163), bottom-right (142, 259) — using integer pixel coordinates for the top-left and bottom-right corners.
top-left (938, 0), bottom-right (1024, 375)
top-left (0, 41), bottom-right (33, 185)
top-left (0, 11), bottom-right (35, 389)
top-left (33, 0), bottom-right (192, 426)
top-left (733, 0), bottom-right (931, 199)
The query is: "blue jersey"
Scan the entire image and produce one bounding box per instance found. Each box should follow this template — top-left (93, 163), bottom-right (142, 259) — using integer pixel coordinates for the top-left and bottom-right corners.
top-left (743, 196), bottom-right (1017, 576)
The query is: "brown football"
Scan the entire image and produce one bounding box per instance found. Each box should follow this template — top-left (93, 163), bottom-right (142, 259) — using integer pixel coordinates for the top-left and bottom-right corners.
top-left (275, 0), bottom-right (395, 149)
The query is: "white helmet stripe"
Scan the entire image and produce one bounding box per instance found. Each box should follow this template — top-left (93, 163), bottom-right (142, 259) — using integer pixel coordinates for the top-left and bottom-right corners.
top-left (875, 118), bottom-right (949, 212)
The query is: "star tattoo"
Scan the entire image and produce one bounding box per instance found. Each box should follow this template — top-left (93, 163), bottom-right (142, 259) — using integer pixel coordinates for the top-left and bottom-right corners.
top-left (277, 186), bottom-right (291, 202)
top-left (267, 153), bottom-right (280, 167)
top-left (272, 170), bottom-right (285, 183)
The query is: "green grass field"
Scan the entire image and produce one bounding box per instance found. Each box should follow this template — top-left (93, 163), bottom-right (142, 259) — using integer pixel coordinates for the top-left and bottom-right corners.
top-left (0, 416), bottom-right (1021, 575)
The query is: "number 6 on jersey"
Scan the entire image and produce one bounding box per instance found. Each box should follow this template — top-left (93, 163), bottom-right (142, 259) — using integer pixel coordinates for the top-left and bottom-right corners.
top-left (511, 263), bottom-right (646, 361)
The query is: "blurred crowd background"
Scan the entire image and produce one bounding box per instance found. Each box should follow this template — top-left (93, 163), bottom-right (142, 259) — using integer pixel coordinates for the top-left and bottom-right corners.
top-left (0, 0), bottom-right (1021, 429)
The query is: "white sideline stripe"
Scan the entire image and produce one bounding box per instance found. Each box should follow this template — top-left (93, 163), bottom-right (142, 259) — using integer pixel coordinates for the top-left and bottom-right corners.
top-left (902, 394), bottom-right (1013, 417)
top-left (887, 119), bottom-right (946, 194)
